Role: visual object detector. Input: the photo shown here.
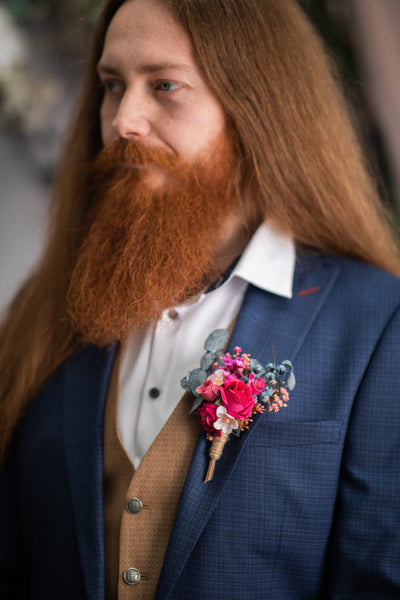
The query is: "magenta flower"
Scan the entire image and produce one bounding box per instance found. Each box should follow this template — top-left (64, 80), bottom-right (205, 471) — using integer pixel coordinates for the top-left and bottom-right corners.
top-left (220, 379), bottom-right (254, 421)
top-left (196, 379), bottom-right (220, 401)
top-left (249, 373), bottom-right (266, 394)
top-left (197, 402), bottom-right (219, 434)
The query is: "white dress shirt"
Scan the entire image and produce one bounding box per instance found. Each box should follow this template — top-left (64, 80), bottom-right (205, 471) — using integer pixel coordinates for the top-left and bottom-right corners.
top-left (118, 221), bottom-right (295, 468)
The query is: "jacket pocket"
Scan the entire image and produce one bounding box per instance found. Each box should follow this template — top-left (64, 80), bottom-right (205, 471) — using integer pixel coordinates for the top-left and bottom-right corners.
top-left (248, 418), bottom-right (342, 447)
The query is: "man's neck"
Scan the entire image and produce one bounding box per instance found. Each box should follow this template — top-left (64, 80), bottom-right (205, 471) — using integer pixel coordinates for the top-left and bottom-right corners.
top-left (213, 212), bottom-right (256, 274)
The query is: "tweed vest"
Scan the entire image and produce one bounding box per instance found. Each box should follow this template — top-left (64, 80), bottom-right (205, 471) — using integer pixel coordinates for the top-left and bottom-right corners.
top-left (103, 347), bottom-right (202, 599)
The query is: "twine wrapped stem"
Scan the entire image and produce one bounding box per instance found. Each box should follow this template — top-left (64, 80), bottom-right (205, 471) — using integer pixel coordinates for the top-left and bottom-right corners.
top-left (204, 432), bottom-right (229, 482)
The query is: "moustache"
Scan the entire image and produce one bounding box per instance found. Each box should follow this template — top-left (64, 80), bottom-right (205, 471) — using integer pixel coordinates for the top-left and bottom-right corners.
top-left (93, 138), bottom-right (183, 173)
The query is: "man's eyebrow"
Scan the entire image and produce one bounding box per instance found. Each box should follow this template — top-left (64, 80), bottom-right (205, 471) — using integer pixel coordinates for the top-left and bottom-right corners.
top-left (97, 61), bottom-right (195, 76)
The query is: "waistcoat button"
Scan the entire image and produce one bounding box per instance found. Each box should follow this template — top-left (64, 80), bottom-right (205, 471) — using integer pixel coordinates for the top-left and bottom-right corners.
top-left (149, 387), bottom-right (161, 399)
top-left (123, 568), bottom-right (141, 585)
top-left (126, 497), bottom-right (143, 514)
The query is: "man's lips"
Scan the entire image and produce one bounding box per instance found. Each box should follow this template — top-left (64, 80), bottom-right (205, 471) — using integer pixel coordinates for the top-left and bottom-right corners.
top-left (122, 161), bottom-right (145, 169)
top-left (121, 161), bottom-right (166, 174)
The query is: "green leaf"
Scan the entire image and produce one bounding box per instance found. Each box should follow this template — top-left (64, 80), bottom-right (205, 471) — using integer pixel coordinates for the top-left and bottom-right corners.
top-left (200, 351), bottom-right (217, 372)
top-left (287, 371), bottom-right (296, 390)
top-left (204, 329), bottom-right (229, 353)
top-left (189, 396), bottom-right (205, 414)
top-left (282, 360), bottom-right (296, 390)
top-left (183, 368), bottom-right (207, 397)
top-left (180, 375), bottom-right (190, 391)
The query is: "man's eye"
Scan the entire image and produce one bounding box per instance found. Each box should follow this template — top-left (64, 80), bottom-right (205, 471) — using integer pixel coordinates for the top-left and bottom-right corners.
top-left (103, 80), bottom-right (124, 94)
top-left (156, 81), bottom-right (180, 92)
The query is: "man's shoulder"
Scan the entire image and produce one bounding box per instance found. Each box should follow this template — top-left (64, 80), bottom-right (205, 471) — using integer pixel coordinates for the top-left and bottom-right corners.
top-left (20, 344), bottom-right (116, 437)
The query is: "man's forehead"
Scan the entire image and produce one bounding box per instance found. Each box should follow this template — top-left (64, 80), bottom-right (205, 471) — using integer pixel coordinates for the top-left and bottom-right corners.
top-left (99, 0), bottom-right (197, 75)
top-left (97, 60), bottom-right (197, 77)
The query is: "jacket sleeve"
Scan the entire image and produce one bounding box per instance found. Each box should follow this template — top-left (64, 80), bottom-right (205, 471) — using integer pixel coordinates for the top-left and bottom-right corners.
top-left (0, 439), bottom-right (27, 599)
top-left (328, 304), bottom-right (400, 598)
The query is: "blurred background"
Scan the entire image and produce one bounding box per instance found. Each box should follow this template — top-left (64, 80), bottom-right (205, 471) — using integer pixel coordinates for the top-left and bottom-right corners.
top-left (0, 0), bottom-right (399, 312)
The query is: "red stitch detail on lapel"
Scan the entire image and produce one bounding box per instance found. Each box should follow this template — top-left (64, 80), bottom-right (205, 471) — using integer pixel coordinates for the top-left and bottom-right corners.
top-left (298, 286), bottom-right (320, 296)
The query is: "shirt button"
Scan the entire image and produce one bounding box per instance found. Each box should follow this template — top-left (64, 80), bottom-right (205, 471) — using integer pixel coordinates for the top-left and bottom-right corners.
top-left (168, 309), bottom-right (179, 320)
top-left (126, 498), bottom-right (143, 514)
top-left (149, 387), bottom-right (161, 399)
top-left (123, 568), bottom-right (141, 585)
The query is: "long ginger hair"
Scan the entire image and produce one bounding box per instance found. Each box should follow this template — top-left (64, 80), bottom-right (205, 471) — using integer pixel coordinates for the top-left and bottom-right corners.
top-left (1, 0), bottom-right (399, 463)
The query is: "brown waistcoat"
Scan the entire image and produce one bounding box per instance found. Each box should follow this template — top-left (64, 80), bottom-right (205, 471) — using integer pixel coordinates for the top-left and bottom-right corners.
top-left (103, 348), bottom-right (202, 599)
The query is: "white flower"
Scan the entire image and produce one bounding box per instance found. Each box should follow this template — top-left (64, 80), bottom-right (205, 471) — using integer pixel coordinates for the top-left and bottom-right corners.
top-left (210, 368), bottom-right (226, 386)
top-left (213, 406), bottom-right (238, 434)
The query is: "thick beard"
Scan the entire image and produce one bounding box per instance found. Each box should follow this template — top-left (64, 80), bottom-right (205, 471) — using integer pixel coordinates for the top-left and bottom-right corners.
top-left (67, 133), bottom-right (239, 346)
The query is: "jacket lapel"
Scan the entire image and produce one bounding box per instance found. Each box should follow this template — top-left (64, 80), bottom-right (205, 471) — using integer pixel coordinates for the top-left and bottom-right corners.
top-left (62, 344), bottom-right (117, 600)
top-left (156, 253), bottom-right (340, 598)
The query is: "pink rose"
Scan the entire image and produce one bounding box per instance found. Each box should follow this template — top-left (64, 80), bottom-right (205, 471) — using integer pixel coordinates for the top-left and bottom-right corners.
top-left (197, 402), bottom-right (220, 435)
top-left (220, 379), bottom-right (254, 421)
top-left (196, 379), bottom-right (220, 401)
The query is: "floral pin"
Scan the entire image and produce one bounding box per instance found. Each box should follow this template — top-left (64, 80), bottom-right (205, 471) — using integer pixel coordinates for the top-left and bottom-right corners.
top-left (181, 329), bottom-right (295, 482)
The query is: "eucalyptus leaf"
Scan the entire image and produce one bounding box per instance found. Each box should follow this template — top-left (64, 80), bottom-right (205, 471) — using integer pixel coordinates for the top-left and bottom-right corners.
top-left (189, 395), bottom-right (205, 414)
top-left (232, 427), bottom-right (241, 437)
top-left (181, 369), bottom-right (207, 398)
top-left (281, 359), bottom-right (293, 369)
top-left (200, 351), bottom-right (217, 372)
top-left (180, 375), bottom-right (190, 392)
top-left (204, 329), bottom-right (229, 353)
top-left (287, 371), bottom-right (296, 390)
top-left (282, 360), bottom-right (296, 390)
top-left (184, 368), bottom-right (207, 396)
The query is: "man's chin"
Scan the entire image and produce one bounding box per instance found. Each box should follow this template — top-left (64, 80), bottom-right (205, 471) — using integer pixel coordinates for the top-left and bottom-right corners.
top-left (122, 163), bottom-right (169, 190)
top-left (142, 167), bottom-right (169, 190)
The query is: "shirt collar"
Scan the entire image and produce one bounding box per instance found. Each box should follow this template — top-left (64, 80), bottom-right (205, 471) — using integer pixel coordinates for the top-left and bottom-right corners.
top-left (231, 221), bottom-right (295, 299)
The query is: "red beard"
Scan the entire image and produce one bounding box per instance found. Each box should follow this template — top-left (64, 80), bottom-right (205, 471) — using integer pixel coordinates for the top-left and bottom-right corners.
top-left (67, 133), bottom-right (240, 346)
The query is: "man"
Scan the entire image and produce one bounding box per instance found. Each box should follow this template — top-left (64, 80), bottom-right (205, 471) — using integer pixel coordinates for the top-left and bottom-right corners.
top-left (1, 0), bottom-right (400, 598)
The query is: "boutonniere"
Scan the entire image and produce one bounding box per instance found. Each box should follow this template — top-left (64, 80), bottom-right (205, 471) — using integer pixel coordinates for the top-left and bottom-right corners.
top-left (181, 329), bottom-right (295, 482)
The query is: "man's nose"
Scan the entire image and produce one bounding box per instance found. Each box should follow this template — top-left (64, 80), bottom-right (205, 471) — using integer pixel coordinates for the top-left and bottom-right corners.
top-left (111, 89), bottom-right (152, 140)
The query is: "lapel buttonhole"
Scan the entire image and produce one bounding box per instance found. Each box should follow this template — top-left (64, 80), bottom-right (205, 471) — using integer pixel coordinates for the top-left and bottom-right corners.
top-left (298, 286), bottom-right (320, 297)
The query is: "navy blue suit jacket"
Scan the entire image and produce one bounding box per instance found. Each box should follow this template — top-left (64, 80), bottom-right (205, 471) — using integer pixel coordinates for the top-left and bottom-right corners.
top-left (1, 253), bottom-right (400, 599)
